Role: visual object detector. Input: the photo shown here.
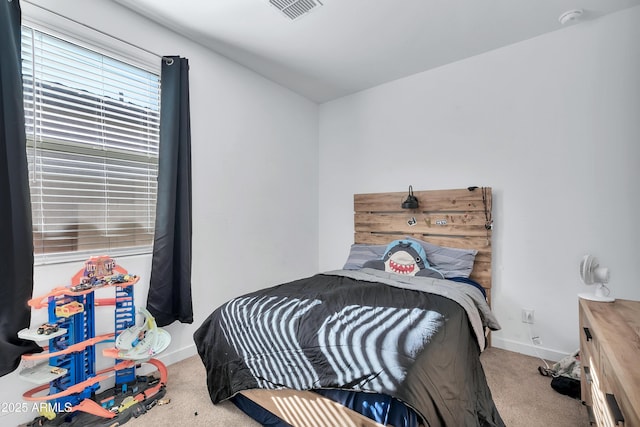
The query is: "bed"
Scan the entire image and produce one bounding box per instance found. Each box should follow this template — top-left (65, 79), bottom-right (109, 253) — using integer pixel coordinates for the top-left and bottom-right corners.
top-left (194, 187), bottom-right (504, 427)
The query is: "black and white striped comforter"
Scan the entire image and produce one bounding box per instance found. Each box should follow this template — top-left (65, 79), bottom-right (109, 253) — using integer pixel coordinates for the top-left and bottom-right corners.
top-left (194, 269), bottom-right (504, 426)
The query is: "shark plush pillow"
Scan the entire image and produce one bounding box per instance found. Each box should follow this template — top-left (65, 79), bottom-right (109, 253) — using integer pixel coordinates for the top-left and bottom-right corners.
top-left (363, 239), bottom-right (444, 279)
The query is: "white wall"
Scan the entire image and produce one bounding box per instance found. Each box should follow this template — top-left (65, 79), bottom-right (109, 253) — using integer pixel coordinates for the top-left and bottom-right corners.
top-left (2, 1), bottom-right (318, 424)
top-left (3, 2), bottom-right (639, 424)
top-left (318, 6), bottom-right (640, 361)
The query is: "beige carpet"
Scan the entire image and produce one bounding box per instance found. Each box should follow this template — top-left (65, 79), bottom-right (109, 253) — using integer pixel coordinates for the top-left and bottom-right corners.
top-left (126, 347), bottom-right (589, 427)
top-left (481, 347), bottom-right (588, 427)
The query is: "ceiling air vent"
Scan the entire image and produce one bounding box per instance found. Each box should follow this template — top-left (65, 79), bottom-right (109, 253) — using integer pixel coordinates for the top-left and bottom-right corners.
top-left (268, 0), bottom-right (323, 21)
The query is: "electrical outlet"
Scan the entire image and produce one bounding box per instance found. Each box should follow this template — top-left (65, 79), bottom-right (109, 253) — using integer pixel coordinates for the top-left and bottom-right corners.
top-left (521, 309), bottom-right (535, 324)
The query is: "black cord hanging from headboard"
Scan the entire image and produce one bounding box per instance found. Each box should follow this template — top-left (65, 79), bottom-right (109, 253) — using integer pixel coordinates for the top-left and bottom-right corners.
top-left (468, 186), bottom-right (493, 245)
top-left (481, 187), bottom-right (492, 231)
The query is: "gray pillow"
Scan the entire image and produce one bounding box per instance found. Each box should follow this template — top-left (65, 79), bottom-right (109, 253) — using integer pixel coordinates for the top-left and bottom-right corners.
top-left (343, 244), bottom-right (386, 270)
top-left (405, 237), bottom-right (477, 278)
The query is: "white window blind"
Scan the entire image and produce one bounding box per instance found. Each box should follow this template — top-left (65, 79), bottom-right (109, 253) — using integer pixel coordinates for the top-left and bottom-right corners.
top-left (21, 26), bottom-right (160, 263)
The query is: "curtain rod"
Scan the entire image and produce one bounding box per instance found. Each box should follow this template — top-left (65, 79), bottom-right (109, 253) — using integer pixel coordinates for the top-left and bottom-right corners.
top-left (21, 0), bottom-right (173, 63)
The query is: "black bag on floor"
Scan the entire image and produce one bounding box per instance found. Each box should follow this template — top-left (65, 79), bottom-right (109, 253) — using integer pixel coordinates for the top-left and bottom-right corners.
top-left (550, 375), bottom-right (581, 399)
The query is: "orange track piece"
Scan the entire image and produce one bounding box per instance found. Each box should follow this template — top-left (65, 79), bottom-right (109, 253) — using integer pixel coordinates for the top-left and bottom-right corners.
top-left (95, 297), bottom-right (132, 306)
top-left (131, 358), bottom-right (168, 404)
top-left (71, 264), bottom-right (128, 287)
top-left (101, 348), bottom-right (121, 359)
top-left (22, 333), bottom-right (115, 361)
top-left (23, 358), bottom-right (168, 420)
top-left (23, 360), bottom-right (135, 401)
top-left (28, 276), bottom-right (139, 310)
top-left (70, 397), bottom-right (116, 419)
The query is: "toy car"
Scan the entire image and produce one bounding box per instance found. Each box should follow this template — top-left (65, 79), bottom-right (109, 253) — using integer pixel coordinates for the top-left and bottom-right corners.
top-left (50, 367), bottom-right (64, 375)
top-left (108, 274), bottom-right (126, 284)
top-left (70, 282), bottom-right (93, 292)
top-left (37, 323), bottom-right (59, 335)
top-left (100, 395), bottom-right (115, 409)
top-left (55, 301), bottom-right (84, 318)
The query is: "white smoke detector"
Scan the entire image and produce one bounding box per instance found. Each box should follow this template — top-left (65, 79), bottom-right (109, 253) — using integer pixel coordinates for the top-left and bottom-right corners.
top-left (265, 0), bottom-right (323, 21)
top-left (559, 9), bottom-right (584, 25)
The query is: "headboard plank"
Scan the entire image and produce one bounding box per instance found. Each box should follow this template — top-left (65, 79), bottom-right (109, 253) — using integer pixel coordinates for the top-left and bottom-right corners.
top-left (355, 213), bottom-right (488, 236)
top-left (354, 188), bottom-right (488, 213)
top-left (354, 187), bottom-right (492, 292)
top-left (354, 232), bottom-right (490, 257)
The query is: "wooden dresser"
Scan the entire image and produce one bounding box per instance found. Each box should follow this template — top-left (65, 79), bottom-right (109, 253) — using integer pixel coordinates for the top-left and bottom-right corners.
top-left (579, 298), bottom-right (640, 426)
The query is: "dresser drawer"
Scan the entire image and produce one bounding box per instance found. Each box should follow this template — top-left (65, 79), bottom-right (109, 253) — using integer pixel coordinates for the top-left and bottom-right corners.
top-left (599, 351), bottom-right (639, 427)
top-left (598, 351), bottom-right (626, 426)
top-left (579, 306), bottom-right (600, 369)
top-left (579, 299), bottom-right (640, 427)
top-left (579, 303), bottom-right (599, 406)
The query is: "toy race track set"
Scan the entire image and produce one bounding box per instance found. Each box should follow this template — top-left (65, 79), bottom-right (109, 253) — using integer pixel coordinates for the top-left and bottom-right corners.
top-left (17, 256), bottom-right (171, 426)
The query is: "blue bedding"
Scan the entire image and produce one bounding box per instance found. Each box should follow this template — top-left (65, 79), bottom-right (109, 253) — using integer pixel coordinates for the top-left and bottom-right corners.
top-left (231, 389), bottom-right (419, 427)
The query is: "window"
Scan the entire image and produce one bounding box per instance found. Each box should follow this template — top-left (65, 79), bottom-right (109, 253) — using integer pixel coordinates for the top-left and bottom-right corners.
top-left (21, 25), bottom-right (161, 264)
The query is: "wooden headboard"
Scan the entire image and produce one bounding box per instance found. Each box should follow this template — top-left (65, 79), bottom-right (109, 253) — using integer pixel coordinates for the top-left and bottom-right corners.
top-left (354, 187), bottom-right (493, 301)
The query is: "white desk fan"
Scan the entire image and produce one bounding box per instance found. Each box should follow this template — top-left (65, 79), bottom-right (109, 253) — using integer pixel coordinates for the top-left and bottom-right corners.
top-left (579, 255), bottom-right (614, 302)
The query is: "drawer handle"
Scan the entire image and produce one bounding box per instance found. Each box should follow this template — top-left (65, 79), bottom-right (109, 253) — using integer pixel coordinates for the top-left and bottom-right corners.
top-left (583, 366), bottom-right (592, 384)
top-left (605, 393), bottom-right (625, 425)
top-left (586, 405), bottom-right (596, 425)
top-left (583, 327), bottom-right (593, 341)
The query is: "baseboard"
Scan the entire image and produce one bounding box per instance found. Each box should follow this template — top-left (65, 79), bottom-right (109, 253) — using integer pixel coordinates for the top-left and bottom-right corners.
top-left (160, 340), bottom-right (567, 367)
top-left (491, 336), bottom-right (570, 362)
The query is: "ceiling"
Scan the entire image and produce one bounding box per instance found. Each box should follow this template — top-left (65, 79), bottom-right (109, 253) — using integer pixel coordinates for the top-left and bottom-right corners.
top-left (113, 0), bottom-right (640, 103)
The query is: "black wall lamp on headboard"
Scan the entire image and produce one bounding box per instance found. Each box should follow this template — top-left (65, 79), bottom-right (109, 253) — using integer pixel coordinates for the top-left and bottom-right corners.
top-left (401, 185), bottom-right (419, 209)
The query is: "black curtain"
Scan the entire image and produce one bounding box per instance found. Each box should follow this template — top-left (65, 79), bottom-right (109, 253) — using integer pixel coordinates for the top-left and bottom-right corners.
top-left (0, 0), bottom-right (41, 377)
top-left (147, 56), bottom-right (193, 327)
